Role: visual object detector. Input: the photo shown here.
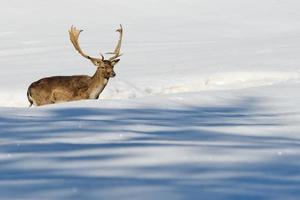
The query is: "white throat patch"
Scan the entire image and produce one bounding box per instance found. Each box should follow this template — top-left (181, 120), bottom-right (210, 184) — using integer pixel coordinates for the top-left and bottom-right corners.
top-left (89, 78), bottom-right (108, 99)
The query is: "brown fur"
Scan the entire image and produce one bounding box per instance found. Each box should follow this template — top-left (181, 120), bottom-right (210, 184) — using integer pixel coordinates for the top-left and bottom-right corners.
top-left (28, 76), bottom-right (89, 106)
top-left (27, 25), bottom-right (122, 106)
top-left (27, 63), bottom-right (117, 106)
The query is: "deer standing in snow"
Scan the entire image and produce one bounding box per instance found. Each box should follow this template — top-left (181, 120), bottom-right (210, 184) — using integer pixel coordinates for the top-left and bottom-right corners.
top-left (27, 25), bottom-right (123, 106)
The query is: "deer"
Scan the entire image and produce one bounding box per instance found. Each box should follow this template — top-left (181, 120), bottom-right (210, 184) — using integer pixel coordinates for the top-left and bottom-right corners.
top-left (27, 25), bottom-right (123, 106)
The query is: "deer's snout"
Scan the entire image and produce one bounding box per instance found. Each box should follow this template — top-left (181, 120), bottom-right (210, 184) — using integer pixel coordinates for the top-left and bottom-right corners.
top-left (111, 72), bottom-right (116, 77)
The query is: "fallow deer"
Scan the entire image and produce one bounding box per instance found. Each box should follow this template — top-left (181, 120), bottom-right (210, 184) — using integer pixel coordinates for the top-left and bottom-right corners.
top-left (27, 25), bottom-right (123, 106)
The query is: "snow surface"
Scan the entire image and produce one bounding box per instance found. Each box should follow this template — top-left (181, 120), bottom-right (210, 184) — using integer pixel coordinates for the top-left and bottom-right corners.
top-left (1, 0), bottom-right (300, 199)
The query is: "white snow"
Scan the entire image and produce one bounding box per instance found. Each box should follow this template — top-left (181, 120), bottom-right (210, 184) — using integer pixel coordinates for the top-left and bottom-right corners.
top-left (0, 0), bottom-right (300, 199)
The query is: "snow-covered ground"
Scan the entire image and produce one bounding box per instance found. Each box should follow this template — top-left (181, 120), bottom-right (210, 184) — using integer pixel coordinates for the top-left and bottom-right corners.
top-left (1, 0), bottom-right (300, 199)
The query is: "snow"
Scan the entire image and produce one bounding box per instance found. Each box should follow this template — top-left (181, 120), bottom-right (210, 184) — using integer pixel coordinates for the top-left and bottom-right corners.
top-left (1, 0), bottom-right (300, 199)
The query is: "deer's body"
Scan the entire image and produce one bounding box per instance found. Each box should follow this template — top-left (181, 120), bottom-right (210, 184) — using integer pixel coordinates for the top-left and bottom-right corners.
top-left (27, 73), bottom-right (109, 106)
top-left (27, 25), bottom-right (123, 106)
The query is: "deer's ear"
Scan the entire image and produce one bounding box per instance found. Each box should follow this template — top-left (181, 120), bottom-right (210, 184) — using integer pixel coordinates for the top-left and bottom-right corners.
top-left (111, 59), bottom-right (120, 66)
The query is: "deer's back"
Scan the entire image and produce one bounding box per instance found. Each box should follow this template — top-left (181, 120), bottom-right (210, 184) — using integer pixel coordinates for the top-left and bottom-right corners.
top-left (31, 75), bottom-right (90, 89)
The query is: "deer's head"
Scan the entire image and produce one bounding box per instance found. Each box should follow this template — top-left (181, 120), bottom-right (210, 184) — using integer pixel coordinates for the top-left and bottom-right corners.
top-left (97, 59), bottom-right (119, 78)
top-left (69, 25), bottom-right (123, 79)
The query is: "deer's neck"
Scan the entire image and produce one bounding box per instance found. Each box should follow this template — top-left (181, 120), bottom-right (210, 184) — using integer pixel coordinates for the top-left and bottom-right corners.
top-left (88, 68), bottom-right (109, 99)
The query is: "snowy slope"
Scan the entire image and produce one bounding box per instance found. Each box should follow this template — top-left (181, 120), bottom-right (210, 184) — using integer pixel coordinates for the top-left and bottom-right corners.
top-left (1, 83), bottom-right (300, 200)
top-left (1, 0), bottom-right (300, 199)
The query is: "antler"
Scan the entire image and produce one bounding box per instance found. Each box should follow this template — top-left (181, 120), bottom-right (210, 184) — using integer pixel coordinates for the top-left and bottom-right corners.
top-left (107, 24), bottom-right (123, 61)
top-left (69, 26), bottom-right (103, 65)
